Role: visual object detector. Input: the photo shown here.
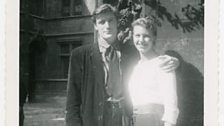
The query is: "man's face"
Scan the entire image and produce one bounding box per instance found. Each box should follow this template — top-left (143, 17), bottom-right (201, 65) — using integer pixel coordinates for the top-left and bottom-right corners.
top-left (94, 12), bottom-right (118, 44)
top-left (133, 25), bottom-right (156, 54)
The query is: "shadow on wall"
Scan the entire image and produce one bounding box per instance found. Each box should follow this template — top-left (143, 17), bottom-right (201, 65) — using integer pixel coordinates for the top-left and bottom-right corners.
top-left (165, 50), bottom-right (204, 126)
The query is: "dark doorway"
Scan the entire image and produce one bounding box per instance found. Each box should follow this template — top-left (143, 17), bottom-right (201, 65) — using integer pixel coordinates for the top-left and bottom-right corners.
top-left (28, 33), bottom-right (46, 103)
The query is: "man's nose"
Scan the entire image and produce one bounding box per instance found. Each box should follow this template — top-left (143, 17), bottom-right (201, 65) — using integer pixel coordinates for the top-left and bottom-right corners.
top-left (104, 21), bottom-right (110, 28)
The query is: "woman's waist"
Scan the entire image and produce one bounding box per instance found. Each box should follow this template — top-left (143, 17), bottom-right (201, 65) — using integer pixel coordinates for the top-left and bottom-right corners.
top-left (131, 94), bottom-right (163, 106)
top-left (133, 103), bottom-right (164, 115)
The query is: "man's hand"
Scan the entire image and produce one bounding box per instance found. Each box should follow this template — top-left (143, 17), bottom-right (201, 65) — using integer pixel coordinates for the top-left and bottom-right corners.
top-left (158, 55), bottom-right (180, 72)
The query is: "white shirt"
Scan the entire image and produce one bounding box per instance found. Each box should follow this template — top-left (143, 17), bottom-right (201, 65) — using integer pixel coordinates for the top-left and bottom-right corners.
top-left (128, 56), bottom-right (179, 124)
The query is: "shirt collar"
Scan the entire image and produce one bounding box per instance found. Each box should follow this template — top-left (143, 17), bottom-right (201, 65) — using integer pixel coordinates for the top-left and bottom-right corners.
top-left (98, 37), bottom-right (120, 53)
top-left (98, 37), bottom-right (110, 53)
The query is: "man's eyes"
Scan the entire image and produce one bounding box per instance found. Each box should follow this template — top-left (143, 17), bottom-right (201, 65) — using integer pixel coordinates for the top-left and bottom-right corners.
top-left (108, 18), bottom-right (114, 22)
top-left (98, 19), bottom-right (114, 24)
top-left (99, 20), bottom-right (105, 24)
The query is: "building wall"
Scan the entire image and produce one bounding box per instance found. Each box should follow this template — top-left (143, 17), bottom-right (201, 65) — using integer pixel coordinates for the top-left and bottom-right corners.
top-left (156, 22), bottom-right (204, 74)
top-left (44, 17), bottom-right (93, 34)
top-left (20, 0), bottom-right (204, 94)
top-left (20, 0), bottom-right (95, 94)
top-left (143, 0), bottom-right (204, 74)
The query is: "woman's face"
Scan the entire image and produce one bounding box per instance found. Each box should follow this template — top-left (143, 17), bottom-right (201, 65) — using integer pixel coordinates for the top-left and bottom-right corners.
top-left (133, 25), bottom-right (156, 54)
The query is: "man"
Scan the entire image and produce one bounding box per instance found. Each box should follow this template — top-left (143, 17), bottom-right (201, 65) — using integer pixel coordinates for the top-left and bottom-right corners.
top-left (66, 4), bottom-right (178, 126)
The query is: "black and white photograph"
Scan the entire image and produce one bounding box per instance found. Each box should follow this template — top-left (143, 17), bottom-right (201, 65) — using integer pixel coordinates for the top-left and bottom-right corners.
top-left (18, 0), bottom-right (205, 126)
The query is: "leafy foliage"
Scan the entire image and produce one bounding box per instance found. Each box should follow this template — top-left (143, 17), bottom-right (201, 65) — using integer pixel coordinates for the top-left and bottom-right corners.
top-left (115, 0), bottom-right (204, 42)
top-left (145, 0), bottom-right (204, 33)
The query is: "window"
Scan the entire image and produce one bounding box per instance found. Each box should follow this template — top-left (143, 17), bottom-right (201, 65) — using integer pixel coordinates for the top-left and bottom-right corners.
top-left (28, 0), bottom-right (44, 16)
top-left (58, 40), bottom-right (82, 78)
top-left (20, 0), bottom-right (25, 11)
top-left (62, 0), bottom-right (82, 16)
top-left (72, 0), bottom-right (82, 15)
top-left (61, 0), bottom-right (71, 16)
top-left (103, 0), bottom-right (119, 6)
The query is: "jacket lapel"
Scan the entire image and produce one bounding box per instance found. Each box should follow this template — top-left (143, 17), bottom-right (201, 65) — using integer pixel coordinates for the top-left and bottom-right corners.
top-left (90, 43), bottom-right (105, 85)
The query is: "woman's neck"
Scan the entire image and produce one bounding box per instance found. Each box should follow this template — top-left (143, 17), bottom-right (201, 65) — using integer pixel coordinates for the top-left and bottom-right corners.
top-left (140, 50), bottom-right (158, 61)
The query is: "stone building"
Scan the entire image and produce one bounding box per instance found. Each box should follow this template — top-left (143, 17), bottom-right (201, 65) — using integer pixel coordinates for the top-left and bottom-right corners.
top-left (20, 0), bottom-right (203, 96)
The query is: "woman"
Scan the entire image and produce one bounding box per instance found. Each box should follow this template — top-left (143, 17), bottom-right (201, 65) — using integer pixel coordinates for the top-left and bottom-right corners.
top-left (128, 17), bottom-right (179, 126)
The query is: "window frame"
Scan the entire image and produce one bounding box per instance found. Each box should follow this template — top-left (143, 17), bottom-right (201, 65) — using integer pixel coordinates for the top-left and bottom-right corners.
top-left (57, 38), bottom-right (82, 78)
top-left (61, 0), bottom-right (83, 17)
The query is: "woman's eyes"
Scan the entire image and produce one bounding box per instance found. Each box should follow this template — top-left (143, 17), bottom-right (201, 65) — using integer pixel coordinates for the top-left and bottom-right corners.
top-left (134, 34), bottom-right (140, 37)
top-left (144, 35), bottom-right (151, 39)
top-left (134, 34), bottom-right (151, 39)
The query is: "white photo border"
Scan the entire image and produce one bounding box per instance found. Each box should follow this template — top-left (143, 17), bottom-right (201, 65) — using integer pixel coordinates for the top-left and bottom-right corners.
top-left (4, 0), bottom-right (220, 125)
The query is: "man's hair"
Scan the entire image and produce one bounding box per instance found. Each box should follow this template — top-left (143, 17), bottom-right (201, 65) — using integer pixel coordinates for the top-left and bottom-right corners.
top-left (92, 4), bottom-right (119, 24)
top-left (132, 17), bottom-right (157, 37)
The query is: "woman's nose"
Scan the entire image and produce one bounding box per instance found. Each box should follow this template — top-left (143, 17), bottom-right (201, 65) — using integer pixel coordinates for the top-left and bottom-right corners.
top-left (139, 36), bottom-right (144, 42)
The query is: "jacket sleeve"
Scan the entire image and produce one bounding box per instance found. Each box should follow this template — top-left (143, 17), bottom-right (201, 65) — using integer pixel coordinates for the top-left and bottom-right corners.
top-left (66, 49), bottom-right (83, 126)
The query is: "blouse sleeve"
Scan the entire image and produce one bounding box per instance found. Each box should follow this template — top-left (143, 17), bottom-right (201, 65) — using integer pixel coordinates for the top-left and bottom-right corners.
top-left (159, 70), bottom-right (179, 125)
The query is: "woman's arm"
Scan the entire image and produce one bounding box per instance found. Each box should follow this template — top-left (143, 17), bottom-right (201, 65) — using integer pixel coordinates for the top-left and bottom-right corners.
top-left (160, 70), bottom-right (179, 125)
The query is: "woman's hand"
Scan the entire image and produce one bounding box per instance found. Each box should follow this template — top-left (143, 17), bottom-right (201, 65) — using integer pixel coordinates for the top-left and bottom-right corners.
top-left (164, 122), bottom-right (174, 126)
top-left (158, 55), bottom-right (180, 72)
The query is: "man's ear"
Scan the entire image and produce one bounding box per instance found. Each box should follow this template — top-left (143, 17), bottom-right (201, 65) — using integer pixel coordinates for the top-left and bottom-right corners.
top-left (153, 37), bottom-right (157, 45)
top-left (94, 24), bottom-right (98, 30)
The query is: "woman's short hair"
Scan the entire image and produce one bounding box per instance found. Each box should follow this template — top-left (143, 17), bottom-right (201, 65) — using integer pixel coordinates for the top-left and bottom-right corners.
top-left (132, 17), bottom-right (157, 37)
top-left (92, 4), bottom-right (119, 24)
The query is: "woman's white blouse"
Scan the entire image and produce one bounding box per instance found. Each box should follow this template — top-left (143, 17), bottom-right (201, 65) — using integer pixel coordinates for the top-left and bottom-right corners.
top-left (128, 57), bottom-right (179, 124)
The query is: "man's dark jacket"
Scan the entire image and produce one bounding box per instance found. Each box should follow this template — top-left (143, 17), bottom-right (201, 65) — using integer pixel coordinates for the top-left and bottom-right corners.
top-left (66, 42), bottom-right (137, 126)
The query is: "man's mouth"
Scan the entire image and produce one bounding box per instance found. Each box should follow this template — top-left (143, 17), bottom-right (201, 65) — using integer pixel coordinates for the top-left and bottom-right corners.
top-left (104, 30), bottom-right (113, 33)
top-left (138, 46), bottom-right (146, 49)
